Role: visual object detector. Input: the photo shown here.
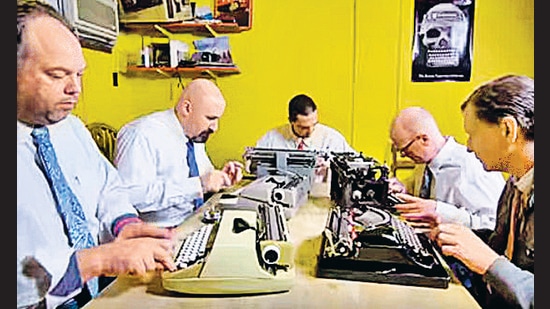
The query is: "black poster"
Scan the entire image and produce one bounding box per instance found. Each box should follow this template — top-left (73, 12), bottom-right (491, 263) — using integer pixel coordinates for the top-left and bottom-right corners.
top-left (411, 0), bottom-right (475, 82)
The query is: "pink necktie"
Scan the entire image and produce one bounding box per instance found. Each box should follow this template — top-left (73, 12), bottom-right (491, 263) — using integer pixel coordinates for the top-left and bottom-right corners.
top-left (297, 139), bottom-right (305, 150)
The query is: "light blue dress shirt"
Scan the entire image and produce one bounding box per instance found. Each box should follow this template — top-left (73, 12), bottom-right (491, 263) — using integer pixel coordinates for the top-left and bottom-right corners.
top-left (408, 137), bottom-right (506, 229)
top-left (115, 108), bottom-right (215, 228)
top-left (17, 115), bottom-right (139, 308)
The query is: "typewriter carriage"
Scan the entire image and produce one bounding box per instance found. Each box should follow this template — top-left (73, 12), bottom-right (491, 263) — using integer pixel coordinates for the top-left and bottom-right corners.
top-left (329, 152), bottom-right (391, 209)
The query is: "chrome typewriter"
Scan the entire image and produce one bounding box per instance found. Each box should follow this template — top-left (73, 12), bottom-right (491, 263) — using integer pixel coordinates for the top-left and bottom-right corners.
top-left (162, 203), bottom-right (295, 295)
top-left (243, 146), bottom-right (318, 184)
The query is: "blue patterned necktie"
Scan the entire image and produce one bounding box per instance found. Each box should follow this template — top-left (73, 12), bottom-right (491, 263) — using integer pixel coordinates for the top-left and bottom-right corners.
top-left (31, 127), bottom-right (99, 297)
top-left (186, 140), bottom-right (204, 209)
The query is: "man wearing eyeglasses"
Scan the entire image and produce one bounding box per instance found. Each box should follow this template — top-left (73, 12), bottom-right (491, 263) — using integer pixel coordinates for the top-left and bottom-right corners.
top-left (388, 106), bottom-right (505, 231)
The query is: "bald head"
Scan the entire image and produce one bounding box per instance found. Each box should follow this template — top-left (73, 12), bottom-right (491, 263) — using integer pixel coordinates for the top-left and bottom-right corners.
top-left (17, 3), bottom-right (86, 126)
top-left (176, 78), bottom-right (227, 143)
top-left (390, 107), bottom-right (445, 163)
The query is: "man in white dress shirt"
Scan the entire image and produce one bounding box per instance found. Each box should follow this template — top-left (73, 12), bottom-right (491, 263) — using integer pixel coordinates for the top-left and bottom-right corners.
top-left (255, 93), bottom-right (355, 153)
top-left (254, 94), bottom-right (356, 188)
top-left (388, 106), bottom-right (505, 230)
top-left (115, 78), bottom-right (243, 228)
top-left (17, 2), bottom-right (176, 308)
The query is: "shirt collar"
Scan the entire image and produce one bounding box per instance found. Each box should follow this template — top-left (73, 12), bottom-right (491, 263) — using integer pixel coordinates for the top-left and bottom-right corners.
top-left (515, 167), bottom-right (534, 195)
top-left (285, 124), bottom-right (312, 146)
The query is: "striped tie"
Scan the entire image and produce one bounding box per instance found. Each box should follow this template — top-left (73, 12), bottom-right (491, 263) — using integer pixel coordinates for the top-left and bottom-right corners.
top-left (186, 140), bottom-right (204, 209)
top-left (31, 127), bottom-right (99, 297)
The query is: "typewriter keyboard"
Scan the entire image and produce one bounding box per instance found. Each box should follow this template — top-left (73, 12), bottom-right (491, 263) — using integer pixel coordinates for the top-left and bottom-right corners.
top-left (391, 217), bottom-right (435, 269)
top-left (174, 224), bottom-right (214, 269)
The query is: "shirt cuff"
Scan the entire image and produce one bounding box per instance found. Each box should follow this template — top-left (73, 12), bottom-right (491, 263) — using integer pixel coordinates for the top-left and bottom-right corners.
top-left (49, 252), bottom-right (81, 296)
top-left (112, 214), bottom-right (142, 237)
top-left (436, 201), bottom-right (470, 226)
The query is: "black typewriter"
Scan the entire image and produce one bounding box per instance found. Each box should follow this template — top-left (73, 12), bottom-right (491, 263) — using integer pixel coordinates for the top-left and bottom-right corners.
top-left (317, 205), bottom-right (450, 288)
top-left (317, 152), bottom-right (451, 289)
top-left (329, 152), bottom-right (393, 211)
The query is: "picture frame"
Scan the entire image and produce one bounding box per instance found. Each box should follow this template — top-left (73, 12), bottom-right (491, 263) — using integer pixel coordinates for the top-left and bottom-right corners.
top-left (214, 0), bottom-right (252, 30)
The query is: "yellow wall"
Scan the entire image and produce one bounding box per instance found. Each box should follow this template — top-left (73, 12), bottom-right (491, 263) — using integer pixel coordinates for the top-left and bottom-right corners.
top-left (75, 0), bottom-right (533, 169)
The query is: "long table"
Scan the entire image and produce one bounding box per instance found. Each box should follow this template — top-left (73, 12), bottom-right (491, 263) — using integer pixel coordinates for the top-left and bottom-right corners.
top-left (83, 192), bottom-right (481, 309)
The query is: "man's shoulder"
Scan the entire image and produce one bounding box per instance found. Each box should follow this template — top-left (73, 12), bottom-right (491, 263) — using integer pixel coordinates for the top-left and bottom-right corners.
top-left (120, 109), bottom-right (172, 134)
top-left (262, 124), bottom-right (288, 137)
top-left (315, 123), bottom-right (346, 138)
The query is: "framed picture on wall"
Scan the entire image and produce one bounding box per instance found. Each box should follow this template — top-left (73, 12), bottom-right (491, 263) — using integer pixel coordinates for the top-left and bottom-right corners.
top-left (411, 0), bottom-right (475, 82)
top-left (214, 0), bottom-right (252, 30)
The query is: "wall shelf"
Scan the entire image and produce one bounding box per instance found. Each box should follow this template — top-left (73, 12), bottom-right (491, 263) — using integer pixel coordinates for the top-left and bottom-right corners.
top-left (120, 21), bottom-right (242, 37)
top-left (123, 65), bottom-right (241, 79)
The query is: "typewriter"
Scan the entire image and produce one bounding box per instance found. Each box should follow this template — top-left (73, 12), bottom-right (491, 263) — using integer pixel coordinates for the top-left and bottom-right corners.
top-left (243, 147), bottom-right (318, 183)
top-left (329, 152), bottom-right (394, 210)
top-left (231, 173), bottom-right (311, 219)
top-left (235, 147), bottom-right (318, 218)
top-left (162, 203), bottom-right (295, 295)
top-left (317, 152), bottom-right (451, 288)
top-left (317, 205), bottom-right (450, 288)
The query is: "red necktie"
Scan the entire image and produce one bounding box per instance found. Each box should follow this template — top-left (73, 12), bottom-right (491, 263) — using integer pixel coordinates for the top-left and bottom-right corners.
top-left (297, 139), bottom-right (305, 150)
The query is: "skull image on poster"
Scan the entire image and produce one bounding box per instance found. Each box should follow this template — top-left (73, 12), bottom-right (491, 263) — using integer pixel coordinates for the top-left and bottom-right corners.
top-left (419, 3), bottom-right (468, 68)
top-left (411, 0), bottom-right (474, 82)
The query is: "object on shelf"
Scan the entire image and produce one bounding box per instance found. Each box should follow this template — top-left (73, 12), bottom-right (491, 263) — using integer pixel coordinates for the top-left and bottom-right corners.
top-left (118, 0), bottom-right (193, 23)
top-left (214, 0), bottom-right (252, 29)
top-left (191, 36), bottom-right (234, 65)
top-left (123, 65), bottom-right (240, 79)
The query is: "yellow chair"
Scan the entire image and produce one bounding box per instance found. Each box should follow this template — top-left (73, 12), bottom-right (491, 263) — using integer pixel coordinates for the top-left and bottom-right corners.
top-left (86, 122), bottom-right (118, 164)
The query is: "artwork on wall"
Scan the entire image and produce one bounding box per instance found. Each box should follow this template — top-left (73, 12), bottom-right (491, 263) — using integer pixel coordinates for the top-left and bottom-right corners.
top-left (214, 0), bottom-right (252, 30)
top-left (411, 0), bottom-right (475, 82)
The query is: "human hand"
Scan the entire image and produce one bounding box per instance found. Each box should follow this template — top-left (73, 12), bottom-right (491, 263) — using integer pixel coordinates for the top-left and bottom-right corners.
top-left (222, 160), bottom-right (244, 185)
top-left (77, 237), bottom-right (177, 283)
top-left (393, 193), bottom-right (439, 230)
top-left (117, 221), bottom-right (176, 241)
top-left (388, 177), bottom-right (407, 194)
top-left (200, 169), bottom-right (232, 192)
top-left (314, 156), bottom-right (330, 181)
top-left (430, 223), bottom-right (500, 275)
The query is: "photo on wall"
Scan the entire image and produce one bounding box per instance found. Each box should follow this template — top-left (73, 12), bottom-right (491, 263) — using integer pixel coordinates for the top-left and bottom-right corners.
top-left (411, 0), bottom-right (475, 82)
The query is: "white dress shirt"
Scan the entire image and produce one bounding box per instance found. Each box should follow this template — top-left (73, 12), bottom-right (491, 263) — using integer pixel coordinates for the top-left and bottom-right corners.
top-left (255, 123), bottom-right (355, 153)
top-left (17, 115), bottom-right (138, 308)
top-left (115, 108), bottom-right (214, 228)
top-left (407, 137), bottom-right (506, 229)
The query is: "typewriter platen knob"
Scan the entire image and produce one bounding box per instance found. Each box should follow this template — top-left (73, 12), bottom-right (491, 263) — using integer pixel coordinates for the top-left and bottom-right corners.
top-left (262, 244), bottom-right (281, 265)
top-left (352, 190), bottom-right (362, 201)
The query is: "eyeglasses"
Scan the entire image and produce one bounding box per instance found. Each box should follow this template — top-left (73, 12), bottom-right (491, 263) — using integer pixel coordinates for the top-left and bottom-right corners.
top-left (396, 135), bottom-right (420, 156)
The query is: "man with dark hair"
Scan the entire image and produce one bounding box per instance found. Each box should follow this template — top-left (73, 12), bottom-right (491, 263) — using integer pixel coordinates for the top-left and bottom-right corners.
top-left (254, 94), bottom-right (355, 190)
top-left (430, 74), bottom-right (534, 308)
top-left (256, 94), bottom-right (355, 152)
top-left (17, 1), bottom-right (176, 308)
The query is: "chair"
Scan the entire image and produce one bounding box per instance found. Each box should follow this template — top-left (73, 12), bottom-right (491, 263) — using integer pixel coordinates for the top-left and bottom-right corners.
top-left (86, 122), bottom-right (118, 164)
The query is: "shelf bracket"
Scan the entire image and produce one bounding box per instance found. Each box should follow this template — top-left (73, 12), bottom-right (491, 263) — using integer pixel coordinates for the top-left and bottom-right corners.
top-left (204, 24), bottom-right (219, 37)
top-left (155, 68), bottom-right (172, 78)
top-left (202, 69), bottom-right (217, 79)
top-left (153, 24), bottom-right (174, 39)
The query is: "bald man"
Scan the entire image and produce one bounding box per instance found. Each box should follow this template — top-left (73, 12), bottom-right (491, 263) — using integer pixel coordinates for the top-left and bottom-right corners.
top-left (388, 107), bottom-right (505, 230)
top-left (115, 78), bottom-right (243, 228)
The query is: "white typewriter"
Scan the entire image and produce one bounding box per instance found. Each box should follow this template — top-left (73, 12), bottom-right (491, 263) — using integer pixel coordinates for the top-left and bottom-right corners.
top-left (237, 147), bottom-right (318, 218)
top-left (161, 203), bottom-right (295, 295)
top-left (231, 173), bottom-right (310, 219)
